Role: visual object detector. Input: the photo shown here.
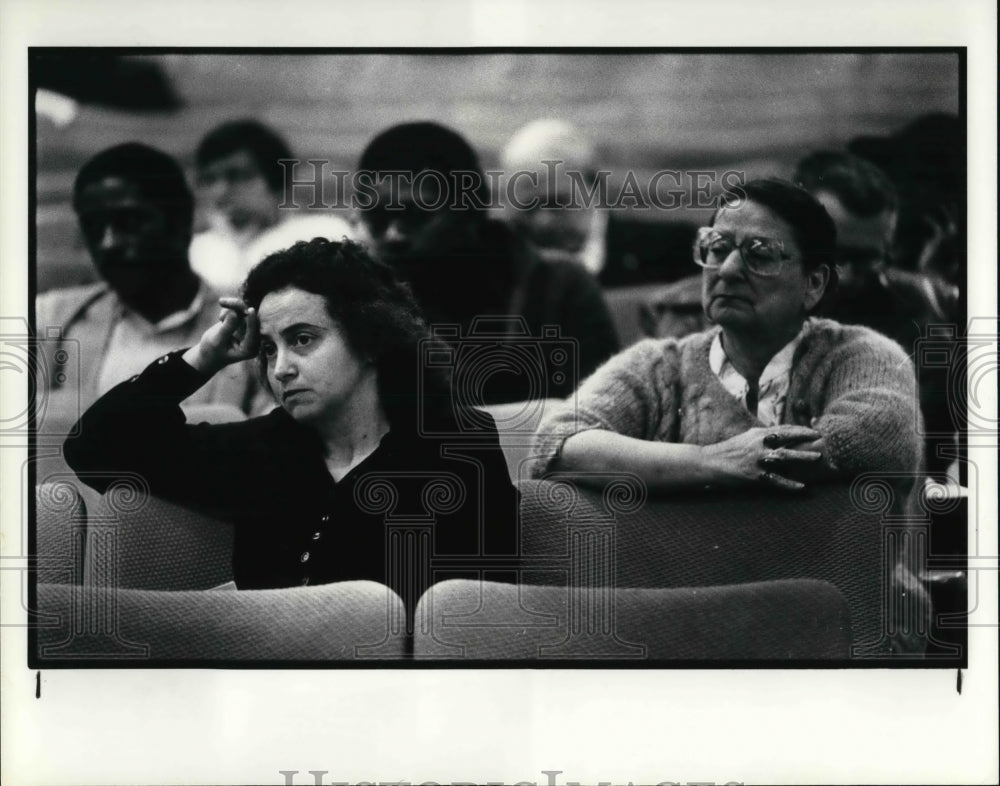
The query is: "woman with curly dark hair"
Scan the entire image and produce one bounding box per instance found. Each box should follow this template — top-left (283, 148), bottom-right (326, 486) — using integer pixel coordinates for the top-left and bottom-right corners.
top-left (65, 238), bottom-right (517, 605)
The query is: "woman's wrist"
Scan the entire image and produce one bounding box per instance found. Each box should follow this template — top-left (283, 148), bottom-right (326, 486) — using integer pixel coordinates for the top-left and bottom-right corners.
top-left (181, 345), bottom-right (224, 376)
top-left (697, 443), bottom-right (739, 488)
top-left (683, 443), bottom-right (726, 487)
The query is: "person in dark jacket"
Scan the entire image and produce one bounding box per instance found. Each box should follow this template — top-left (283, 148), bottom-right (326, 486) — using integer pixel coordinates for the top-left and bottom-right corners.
top-left (64, 238), bottom-right (519, 626)
top-left (353, 121), bottom-right (620, 404)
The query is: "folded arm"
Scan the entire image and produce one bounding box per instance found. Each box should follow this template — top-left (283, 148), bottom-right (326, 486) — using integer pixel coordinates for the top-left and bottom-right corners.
top-left (531, 338), bottom-right (822, 493)
top-left (808, 330), bottom-right (925, 476)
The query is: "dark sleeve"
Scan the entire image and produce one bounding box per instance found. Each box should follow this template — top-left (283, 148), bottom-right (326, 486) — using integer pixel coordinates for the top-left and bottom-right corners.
top-left (476, 413), bottom-right (521, 558)
top-left (62, 350), bottom-right (262, 515)
top-left (428, 408), bottom-right (520, 561)
top-left (544, 262), bottom-right (621, 394)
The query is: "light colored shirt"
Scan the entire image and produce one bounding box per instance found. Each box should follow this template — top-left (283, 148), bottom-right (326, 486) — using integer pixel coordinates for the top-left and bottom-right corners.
top-left (579, 207), bottom-right (609, 277)
top-left (190, 212), bottom-right (353, 294)
top-left (709, 321), bottom-right (810, 426)
top-left (96, 285), bottom-right (208, 396)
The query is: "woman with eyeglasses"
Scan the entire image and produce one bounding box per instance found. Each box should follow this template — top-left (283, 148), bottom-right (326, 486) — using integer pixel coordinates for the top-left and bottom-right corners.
top-left (531, 177), bottom-right (924, 491)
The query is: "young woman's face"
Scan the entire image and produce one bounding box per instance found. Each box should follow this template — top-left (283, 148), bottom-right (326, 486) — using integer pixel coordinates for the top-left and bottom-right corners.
top-left (257, 287), bottom-right (373, 425)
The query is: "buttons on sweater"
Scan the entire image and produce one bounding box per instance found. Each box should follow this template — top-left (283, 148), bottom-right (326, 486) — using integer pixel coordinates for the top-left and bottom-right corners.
top-left (320, 514), bottom-right (330, 523)
top-left (300, 551), bottom-right (310, 563)
top-left (157, 355), bottom-right (169, 365)
top-left (311, 531), bottom-right (322, 541)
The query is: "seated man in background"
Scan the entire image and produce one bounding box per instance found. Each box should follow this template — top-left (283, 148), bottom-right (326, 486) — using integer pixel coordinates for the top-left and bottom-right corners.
top-left (353, 121), bottom-right (620, 405)
top-left (190, 119), bottom-right (352, 293)
top-left (793, 150), bottom-right (959, 336)
top-left (794, 151), bottom-right (958, 480)
top-left (849, 113), bottom-right (963, 290)
top-left (499, 118), bottom-right (696, 288)
top-left (36, 143), bottom-right (265, 425)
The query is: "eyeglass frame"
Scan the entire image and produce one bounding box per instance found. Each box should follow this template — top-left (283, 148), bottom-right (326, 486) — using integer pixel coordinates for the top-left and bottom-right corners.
top-left (692, 226), bottom-right (794, 278)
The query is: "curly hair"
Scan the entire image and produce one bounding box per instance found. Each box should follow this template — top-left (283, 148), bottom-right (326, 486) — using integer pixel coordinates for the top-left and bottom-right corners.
top-left (242, 237), bottom-right (450, 426)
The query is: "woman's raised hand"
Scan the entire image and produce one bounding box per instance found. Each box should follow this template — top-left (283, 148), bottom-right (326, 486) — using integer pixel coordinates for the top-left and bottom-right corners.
top-left (702, 425), bottom-right (824, 491)
top-left (182, 297), bottom-right (260, 375)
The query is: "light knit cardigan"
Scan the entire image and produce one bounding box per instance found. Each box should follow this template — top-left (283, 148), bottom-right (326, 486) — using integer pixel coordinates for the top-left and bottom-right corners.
top-left (531, 318), bottom-right (924, 478)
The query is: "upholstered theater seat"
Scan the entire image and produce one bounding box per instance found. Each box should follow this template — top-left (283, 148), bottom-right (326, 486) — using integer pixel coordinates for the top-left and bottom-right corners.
top-left (35, 481), bottom-right (87, 585)
top-left (412, 578), bottom-right (851, 661)
top-left (480, 398), bottom-right (563, 483)
top-left (516, 477), bottom-right (893, 654)
top-left (86, 489), bottom-right (234, 591)
top-left (34, 580), bottom-right (407, 662)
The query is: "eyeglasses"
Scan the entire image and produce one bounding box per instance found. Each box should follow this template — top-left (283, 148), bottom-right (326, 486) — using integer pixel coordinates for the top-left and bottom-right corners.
top-left (693, 227), bottom-right (790, 278)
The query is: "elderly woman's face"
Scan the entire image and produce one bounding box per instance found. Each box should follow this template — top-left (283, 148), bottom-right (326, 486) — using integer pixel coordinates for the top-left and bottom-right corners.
top-left (701, 200), bottom-right (827, 338)
top-left (257, 287), bottom-right (373, 426)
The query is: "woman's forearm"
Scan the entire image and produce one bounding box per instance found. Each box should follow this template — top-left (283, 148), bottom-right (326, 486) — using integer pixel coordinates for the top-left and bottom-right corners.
top-left (556, 429), bottom-right (719, 489)
top-left (556, 426), bottom-right (822, 493)
top-left (182, 344), bottom-right (226, 376)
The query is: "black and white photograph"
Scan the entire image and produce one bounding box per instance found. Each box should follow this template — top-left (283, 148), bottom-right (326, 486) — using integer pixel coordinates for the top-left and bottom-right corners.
top-left (2, 1), bottom-right (997, 784)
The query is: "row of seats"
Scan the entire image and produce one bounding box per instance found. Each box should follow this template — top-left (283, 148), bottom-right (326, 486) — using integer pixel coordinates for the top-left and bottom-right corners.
top-left (33, 470), bottom-right (938, 663)
top-left (34, 577), bottom-right (851, 662)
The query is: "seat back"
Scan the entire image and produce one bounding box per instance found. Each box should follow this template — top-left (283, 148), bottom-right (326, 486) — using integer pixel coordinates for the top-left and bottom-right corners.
top-left (602, 283), bottom-right (668, 347)
top-left (479, 398), bottom-right (562, 483)
top-left (35, 580), bottom-right (407, 662)
top-left (413, 578), bottom-right (851, 660)
top-left (180, 402), bottom-right (248, 425)
top-left (86, 489), bottom-right (234, 590)
top-left (35, 480), bottom-right (87, 584)
top-left (517, 478), bottom-right (886, 650)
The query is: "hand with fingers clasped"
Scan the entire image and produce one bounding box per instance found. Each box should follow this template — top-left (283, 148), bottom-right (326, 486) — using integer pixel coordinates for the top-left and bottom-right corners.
top-left (702, 425), bottom-right (833, 492)
top-left (182, 297), bottom-right (261, 376)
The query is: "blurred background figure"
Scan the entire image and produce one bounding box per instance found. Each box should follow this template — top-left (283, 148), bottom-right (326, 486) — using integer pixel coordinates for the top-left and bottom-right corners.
top-left (33, 51), bottom-right (180, 124)
top-left (190, 119), bottom-right (352, 294)
top-left (499, 118), bottom-right (696, 288)
top-left (849, 113), bottom-right (963, 289)
top-left (794, 150), bottom-right (959, 334)
top-left (36, 143), bottom-right (265, 425)
top-left (793, 150), bottom-right (959, 480)
top-left (354, 121), bottom-right (620, 404)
